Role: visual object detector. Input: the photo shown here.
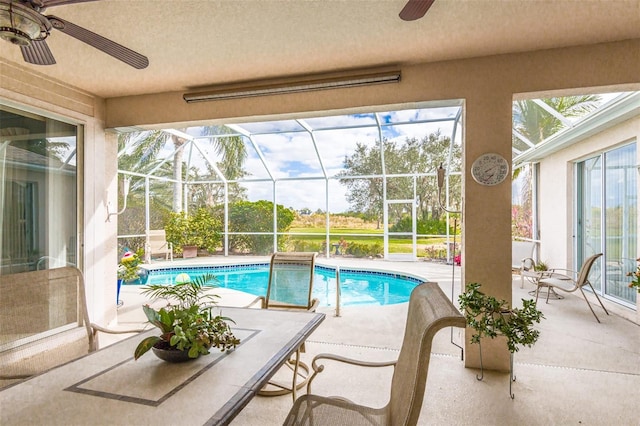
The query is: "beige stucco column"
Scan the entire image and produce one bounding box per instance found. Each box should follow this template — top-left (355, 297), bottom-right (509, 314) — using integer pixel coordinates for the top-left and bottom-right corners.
top-left (462, 91), bottom-right (514, 372)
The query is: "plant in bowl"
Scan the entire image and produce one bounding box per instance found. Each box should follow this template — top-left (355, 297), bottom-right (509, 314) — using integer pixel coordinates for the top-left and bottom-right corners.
top-left (134, 274), bottom-right (240, 362)
top-left (534, 260), bottom-right (548, 272)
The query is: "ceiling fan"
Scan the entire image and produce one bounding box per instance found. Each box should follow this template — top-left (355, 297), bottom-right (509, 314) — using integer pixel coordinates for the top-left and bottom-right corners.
top-left (399, 0), bottom-right (436, 21)
top-left (0, 0), bottom-right (148, 69)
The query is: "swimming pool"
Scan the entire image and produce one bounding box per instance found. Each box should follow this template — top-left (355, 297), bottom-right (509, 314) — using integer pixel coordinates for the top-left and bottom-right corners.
top-left (136, 263), bottom-right (424, 307)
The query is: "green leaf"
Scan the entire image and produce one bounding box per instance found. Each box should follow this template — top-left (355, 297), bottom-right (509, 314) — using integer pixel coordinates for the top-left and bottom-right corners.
top-left (134, 336), bottom-right (161, 360)
top-left (188, 345), bottom-right (200, 358)
top-left (459, 282), bottom-right (544, 353)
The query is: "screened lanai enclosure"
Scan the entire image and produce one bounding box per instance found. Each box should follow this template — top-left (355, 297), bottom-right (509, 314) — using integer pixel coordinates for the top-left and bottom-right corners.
top-left (116, 101), bottom-right (464, 262)
top-left (1, 90), bottom-right (636, 307)
top-left (114, 90), bottom-right (638, 309)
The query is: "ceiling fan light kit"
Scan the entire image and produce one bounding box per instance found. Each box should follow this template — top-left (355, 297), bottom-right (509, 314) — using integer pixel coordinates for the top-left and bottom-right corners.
top-left (0, 1), bottom-right (48, 45)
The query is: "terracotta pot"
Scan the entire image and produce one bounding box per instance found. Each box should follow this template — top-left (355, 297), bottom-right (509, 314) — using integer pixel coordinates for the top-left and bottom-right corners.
top-left (182, 245), bottom-right (198, 258)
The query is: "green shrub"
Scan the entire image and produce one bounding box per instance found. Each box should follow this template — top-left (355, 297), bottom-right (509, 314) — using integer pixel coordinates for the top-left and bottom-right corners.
top-left (345, 241), bottom-right (383, 257)
top-left (223, 200), bottom-right (295, 254)
top-left (292, 239), bottom-right (322, 252)
top-left (165, 208), bottom-right (221, 254)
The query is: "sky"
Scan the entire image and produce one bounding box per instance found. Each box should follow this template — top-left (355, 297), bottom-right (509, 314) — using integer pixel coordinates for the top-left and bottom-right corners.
top-left (117, 91), bottom-right (629, 214)
top-left (181, 105), bottom-right (463, 213)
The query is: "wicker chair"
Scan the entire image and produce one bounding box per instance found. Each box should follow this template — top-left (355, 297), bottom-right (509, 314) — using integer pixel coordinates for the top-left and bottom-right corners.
top-left (247, 252), bottom-right (318, 399)
top-left (535, 253), bottom-right (610, 323)
top-left (283, 282), bottom-right (465, 426)
top-left (0, 266), bottom-right (143, 387)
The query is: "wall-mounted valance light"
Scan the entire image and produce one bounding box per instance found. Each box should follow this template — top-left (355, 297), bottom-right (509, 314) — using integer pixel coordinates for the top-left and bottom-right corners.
top-left (183, 69), bottom-right (401, 103)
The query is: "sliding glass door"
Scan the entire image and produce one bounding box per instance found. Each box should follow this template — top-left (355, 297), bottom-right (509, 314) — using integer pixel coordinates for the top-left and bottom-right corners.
top-left (577, 142), bottom-right (637, 306)
top-left (1, 104), bottom-right (81, 275)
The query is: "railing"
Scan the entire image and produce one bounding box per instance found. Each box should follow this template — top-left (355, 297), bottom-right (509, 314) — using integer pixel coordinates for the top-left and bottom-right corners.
top-left (335, 266), bottom-right (341, 317)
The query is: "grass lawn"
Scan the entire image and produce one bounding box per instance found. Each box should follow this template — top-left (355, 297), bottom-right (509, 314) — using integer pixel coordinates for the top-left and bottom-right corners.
top-left (287, 227), bottom-right (452, 255)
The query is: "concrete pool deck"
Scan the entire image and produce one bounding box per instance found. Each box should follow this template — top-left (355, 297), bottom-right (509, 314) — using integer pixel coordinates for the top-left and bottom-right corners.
top-left (114, 256), bottom-right (640, 425)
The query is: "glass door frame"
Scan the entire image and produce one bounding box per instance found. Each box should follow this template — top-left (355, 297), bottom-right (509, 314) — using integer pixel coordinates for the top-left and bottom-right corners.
top-left (575, 142), bottom-right (637, 308)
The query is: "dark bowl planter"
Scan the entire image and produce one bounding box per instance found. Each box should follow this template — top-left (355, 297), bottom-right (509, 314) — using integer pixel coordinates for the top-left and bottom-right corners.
top-left (151, 341), bottom-right (198, 363)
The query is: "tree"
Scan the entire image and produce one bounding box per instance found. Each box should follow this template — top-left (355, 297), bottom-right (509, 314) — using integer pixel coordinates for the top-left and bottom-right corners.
top-left (338, 130), bottom-right (461, 226)
top-left (117, 130), bottom-right (187, 212)
top-left (219, 200), bottom-right (295, 254)
top-left (187, 163), bottom-right (248, 210)
top-left (187, 128), bottom-right (248, 209)
top-left (164, 208), bottom-right (222, 253)
top-left (118, 126), bottom-right (248, 212)
top-left (513, 96), bottom-right (600, 145)
top-left (512, 96), bottom-right (601, 237)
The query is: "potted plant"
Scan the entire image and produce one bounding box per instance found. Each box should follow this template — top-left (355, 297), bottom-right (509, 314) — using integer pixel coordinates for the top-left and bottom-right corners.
top-left (134, 274), bottom-right (240, 362)
top-left (458, 282), bottom-right (544, 398)
top-left (164, 208), bottom-right (221, 258)
top-left (117, 249), bottom-right (144, 306)
top-left (117, 249), bottom-right (143, 282)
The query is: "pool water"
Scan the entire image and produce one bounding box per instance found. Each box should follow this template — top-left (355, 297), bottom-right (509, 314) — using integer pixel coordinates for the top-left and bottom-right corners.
top-left (137, 263), bottom-right (423, 307)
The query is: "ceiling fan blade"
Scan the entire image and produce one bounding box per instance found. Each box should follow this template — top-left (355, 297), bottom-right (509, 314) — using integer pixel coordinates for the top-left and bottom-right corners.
top-left (21, 39), bottom-right (56, 65)
top-left (46, 15), bottom-right (149, 69)
top-left (399, 0), bottom-right (436, 21)
top-left (39, 0), bottom-right (102, 8)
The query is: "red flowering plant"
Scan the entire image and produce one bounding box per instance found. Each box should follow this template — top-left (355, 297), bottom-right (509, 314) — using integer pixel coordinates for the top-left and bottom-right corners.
top-left (627, 258), bottom-right (640, 293)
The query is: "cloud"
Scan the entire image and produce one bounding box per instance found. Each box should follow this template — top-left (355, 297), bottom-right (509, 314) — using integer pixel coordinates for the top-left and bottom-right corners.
top-left (177, 105), bottom-right (463, 212)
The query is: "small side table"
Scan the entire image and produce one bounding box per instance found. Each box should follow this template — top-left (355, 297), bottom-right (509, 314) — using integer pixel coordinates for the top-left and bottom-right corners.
top-left (529, 270), bottom-right (565, 301)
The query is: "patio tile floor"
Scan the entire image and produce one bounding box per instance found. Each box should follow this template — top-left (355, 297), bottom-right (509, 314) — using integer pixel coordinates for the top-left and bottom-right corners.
top-left (115, 256), bottom-right (640, 425)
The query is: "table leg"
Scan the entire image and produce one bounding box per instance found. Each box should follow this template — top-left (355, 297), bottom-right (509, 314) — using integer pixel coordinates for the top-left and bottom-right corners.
top-left (291, 348), bottom-right (301, 401)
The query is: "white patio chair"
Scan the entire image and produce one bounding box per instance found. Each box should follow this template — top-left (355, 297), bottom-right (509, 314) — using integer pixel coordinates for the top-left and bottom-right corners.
top-left (247, 252), bottom-right (318, 399)
top-left (283, 282), bottom-right (465, 426)
top-left (146, 229), bottom-right (173, 262)
top-left (0, 266), bottom-right (144, 388)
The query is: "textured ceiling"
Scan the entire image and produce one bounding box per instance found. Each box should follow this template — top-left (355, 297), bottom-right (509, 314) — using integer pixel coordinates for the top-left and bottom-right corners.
top-left (1, 0), bottom-right (639, 99)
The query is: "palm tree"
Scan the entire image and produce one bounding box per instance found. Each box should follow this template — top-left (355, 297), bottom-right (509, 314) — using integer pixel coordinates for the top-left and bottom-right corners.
top-left (513, 95), bottom-right (600, 144)
top-left (118, 125), bottom-right (248, 213)
top-left (511, 95), bottom-right (601, 238)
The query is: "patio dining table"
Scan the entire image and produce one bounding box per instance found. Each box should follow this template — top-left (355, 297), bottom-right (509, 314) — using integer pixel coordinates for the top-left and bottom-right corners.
top-left (0, 307), bottom-right (325, 426)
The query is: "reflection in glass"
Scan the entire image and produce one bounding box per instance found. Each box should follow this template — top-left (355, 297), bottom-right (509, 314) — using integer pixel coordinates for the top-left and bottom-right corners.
top-left (1, 106), bottom-right (79, 275)
top-left (604, 143), bottom-right (637, 304)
